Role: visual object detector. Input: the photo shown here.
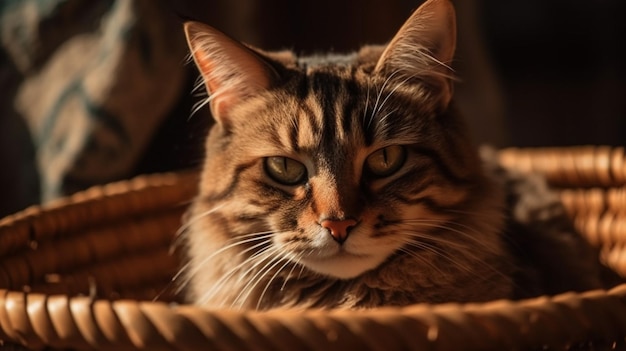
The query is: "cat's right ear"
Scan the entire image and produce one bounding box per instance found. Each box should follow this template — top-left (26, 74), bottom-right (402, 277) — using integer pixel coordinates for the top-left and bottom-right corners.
top-left (184, 22), bottom-right (278, 126)
top-left (374, 0), bottom-right (457, 111)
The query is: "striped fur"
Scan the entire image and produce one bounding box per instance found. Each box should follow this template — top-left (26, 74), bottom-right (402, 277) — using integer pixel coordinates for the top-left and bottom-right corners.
top-left (179, 0), bottom-right (517, 309)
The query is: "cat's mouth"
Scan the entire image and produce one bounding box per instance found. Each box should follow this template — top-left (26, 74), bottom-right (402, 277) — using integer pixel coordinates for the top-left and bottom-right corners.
top-left (279, 226), bottom-right (400, 279)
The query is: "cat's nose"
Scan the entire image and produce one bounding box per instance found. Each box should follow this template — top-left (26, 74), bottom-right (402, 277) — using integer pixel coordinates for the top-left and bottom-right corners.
top-left (320, 218), bottom-right (357, 244)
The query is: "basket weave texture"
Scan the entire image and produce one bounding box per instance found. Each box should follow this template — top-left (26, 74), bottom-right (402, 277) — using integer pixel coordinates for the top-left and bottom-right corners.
top-left (1, 146), bottom-right (625, 350)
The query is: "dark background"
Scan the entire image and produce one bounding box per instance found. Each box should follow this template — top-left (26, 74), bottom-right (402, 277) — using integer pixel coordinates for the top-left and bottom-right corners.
top-left (168, 0), bottom-right (625, 147)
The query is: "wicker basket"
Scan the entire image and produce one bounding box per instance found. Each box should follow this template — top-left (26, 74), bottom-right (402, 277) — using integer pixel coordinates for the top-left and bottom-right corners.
top-left (1, 146), bottom-right (625, 350)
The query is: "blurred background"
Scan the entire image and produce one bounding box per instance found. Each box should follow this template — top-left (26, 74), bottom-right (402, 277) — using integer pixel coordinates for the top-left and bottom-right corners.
top-left (1, 0), bottom-right (624, 217)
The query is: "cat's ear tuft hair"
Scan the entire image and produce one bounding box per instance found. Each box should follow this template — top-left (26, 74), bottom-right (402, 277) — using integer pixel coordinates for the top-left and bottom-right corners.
top-left (184, 22), bottom-right (279, 125)
top-left (375, 0), bottom-right (457, 111)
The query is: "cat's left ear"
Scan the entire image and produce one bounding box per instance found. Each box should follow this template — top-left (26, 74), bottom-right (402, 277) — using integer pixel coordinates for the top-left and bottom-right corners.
top-left (184, 21), bottom-right (279, 126)
top-left (374, 0), bottom-right (456, 111)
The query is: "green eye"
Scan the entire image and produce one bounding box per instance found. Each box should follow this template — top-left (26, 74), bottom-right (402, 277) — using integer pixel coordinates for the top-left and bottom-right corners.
top-left (264, 157), bottom-right (307, 185)
top-left (365, 145), bottom-right (407, 177)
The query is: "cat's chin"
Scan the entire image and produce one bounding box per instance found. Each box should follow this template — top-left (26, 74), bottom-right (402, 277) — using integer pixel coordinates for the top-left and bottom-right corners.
top-left (302, 252), bottom-right (388, 280)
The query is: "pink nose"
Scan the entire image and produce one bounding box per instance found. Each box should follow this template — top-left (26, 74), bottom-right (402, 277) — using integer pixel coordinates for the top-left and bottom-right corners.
top-left (320, 219), bottom-right (357, 244)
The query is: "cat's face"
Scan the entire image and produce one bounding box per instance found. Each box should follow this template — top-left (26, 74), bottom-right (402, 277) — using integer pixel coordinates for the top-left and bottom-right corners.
top-left (205, 67), bottom-right (472, 279)
top-left (183, 0), bottom-right (486, 289)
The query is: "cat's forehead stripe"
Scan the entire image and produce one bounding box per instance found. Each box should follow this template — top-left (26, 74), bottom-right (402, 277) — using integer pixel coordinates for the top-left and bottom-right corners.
top-left (299, 68), bottom-right (390, 148)
top-left (339, 79), bottom-right (360, 137)
top-left (307, 69), bottom-right (364, 145)
top-left (281, 65), bottom-right (438, 164)
top-left (296, 105), bottom-right (319, 152)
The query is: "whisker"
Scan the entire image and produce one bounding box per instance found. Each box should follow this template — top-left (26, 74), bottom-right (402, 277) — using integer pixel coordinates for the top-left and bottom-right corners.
top-left (170, 204), bottom-right (226, 253)
top-left (375, 108), bottom-right (399, 133)
top-left (297, 254), bottom-right (309, 280)
top-left (368, 70), bottom-right (401, 129)
top-left (192, 74), bottom-right (206, 93)
top-left (399, 219), bottom-right (501, 254)
top-left (176, 204), bottom-right (226, 238)
top-left (443, 208), bottom-right (503, 219)
top-left (198, 252), bottom-right (265, 306)
top-left (374, 74), bottom-right (413, 119)
top-left (393, 235), bottom-right (477, 276)
top-left (394, 244), bottom-right (448, 277)
top-left (398, 225), bottom-right (476, 252)
top-left (158, 211), bottom-right (275, 300)
top-left (190, 98), bottom-right (212, 119)
top-left (397, 225), bottom-right (511, 282)
top-left (230, 247), bottom-right (284, 309)
top-left (255, 254), bottom-right (298, 310)
top-left (196, 238), bottom-right (275, 305)
top-left (421, 50), bottom-right (456, 78)
top-left (404, 228), bottom-right (498, 264)
top-left (185, 230), bottom-right (293, 306)
top-left (281, 255), bottom-right (303, 291)
top-left (173, 231), bottom-right (275, 293)
top-left (400, 218), bottom-right (485, 242)
top-left (393, 45), bottom-right (457, 81)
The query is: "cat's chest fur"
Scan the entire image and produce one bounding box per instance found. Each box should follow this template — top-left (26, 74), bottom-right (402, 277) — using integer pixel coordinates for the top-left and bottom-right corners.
top-left (179, 0), bottom-right (605, 310)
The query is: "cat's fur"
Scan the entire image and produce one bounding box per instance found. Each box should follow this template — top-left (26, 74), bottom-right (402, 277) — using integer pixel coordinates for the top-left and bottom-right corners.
top-left (179, 0), bottom-right (605, 310)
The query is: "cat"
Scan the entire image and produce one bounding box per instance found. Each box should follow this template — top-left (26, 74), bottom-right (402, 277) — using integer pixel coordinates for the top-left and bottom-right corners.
top-left (178, 0), bottom-right (606, 310)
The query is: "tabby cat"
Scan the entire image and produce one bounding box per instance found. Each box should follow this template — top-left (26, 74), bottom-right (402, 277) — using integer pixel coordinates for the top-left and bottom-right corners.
top-left (179, 0), bottom-right (605, 310)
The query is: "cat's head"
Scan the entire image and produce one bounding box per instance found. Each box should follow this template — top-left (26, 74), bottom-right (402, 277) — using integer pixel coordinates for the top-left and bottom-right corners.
top-left (184, 0), bottom-right (487, 281)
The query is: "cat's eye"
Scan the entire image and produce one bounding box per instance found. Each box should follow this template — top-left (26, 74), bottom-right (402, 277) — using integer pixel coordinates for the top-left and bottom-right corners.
top-left (264, 156), bottom-right (307, 185)
top-left (365, 145), bottom-right (407, 178)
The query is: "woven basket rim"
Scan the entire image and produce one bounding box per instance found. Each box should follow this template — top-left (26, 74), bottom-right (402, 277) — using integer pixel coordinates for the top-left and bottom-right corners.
top-left (1, 283), bottom-right (626, 350)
